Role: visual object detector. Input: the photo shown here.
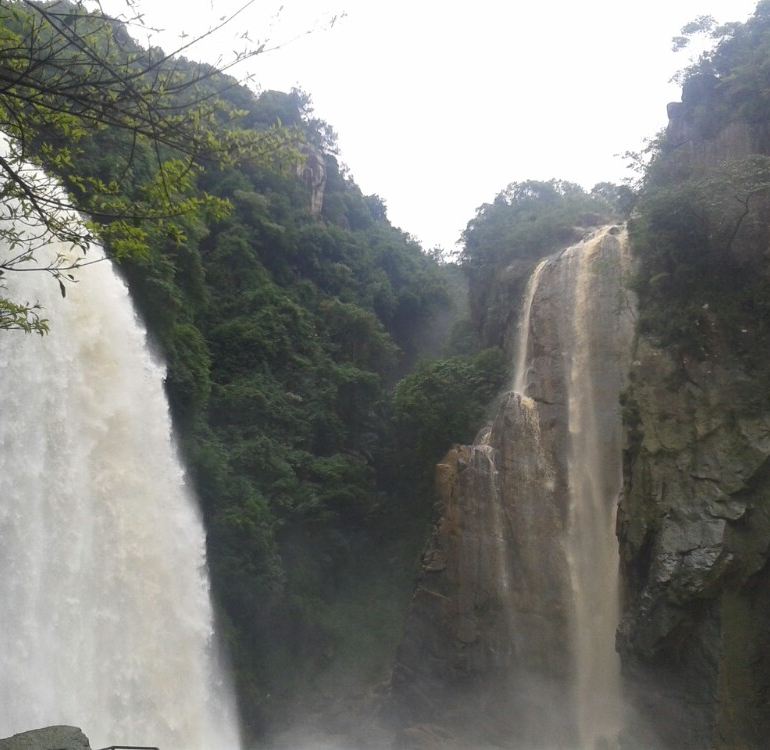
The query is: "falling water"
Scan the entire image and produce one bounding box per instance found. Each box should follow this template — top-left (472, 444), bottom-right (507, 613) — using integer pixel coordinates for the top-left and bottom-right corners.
top-left (391, 225), bottom-right (635, 748)
top-left (507, 226), bottom-right (634, 747)
top-left (0, 186), bottom-right (241, 748)
top-left (512, 258), bottom-right (548, 396)
top-left (562, 228), bottom-right (633, 749)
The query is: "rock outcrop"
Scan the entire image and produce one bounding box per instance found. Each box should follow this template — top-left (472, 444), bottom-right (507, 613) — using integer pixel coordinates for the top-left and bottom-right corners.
top-left (0, 727), bottom-right (90, 750)
top-left (618, 333), bottom-right (770, 749)
top-left (663, 74), bottom-right (763, 180)
top-left (296, 144), bottom-right (326, 218)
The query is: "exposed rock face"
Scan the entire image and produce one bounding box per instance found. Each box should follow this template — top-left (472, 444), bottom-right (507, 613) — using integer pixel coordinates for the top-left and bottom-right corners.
top-left (391, 413), bottom-right (573, 748)
top-left (467, 257), bottom-right (538, 351)
top-left (297, 144), bottom-right (326, 217)
top-left (661, 73), bottom-right (770, 185)
top-left (391, 228), bottom-right (634, 748)
top-left (0, 727), bottom-right (90, 750)
top-left (466, 226), bottom-right (591, 352)
top-left (618, 336), bottom-right (770, 749)
top-left (616, 84), bottom-right (770, 750)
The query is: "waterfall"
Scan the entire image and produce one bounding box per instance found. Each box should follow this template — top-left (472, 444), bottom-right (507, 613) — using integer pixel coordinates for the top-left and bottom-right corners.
top-left (563, 229), bottom-right (631, 748)
top-left (512, 257), bottom-right (548, 396)
top-left (0, 184), bottom-right (241, 749)
top-left (504, 225), bottom-right (634, 748)
top-left (391, 224), bottom-right (636, 748)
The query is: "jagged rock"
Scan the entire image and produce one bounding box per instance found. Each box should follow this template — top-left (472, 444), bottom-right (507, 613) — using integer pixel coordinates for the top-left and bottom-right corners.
top-left (0, 727), bottom-right (90, 750)
top-left (296, 144), bottom-right (326, 217)
top-left (662, 74), bottom-right (763, 185)
top-left (467, 257), bottom-right (535, 351)
top-left (618, 335), bottom-right (770, 749)
top-left (616, 87), bottom-right (770, 749)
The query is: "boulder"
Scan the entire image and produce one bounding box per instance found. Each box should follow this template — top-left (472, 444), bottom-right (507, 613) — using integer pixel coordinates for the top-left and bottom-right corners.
top-left (0, 727), bottom-right (90, 750)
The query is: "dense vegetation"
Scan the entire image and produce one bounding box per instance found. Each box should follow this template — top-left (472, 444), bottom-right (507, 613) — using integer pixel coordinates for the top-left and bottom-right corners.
top-left (0, 2), bottom-right (516, 737)
top-left (105, 94), bottom-right (456, 731)
top-left (458, 179), bottom-right (627, 347)
top-left (630, 0), bottom-right (770, 378)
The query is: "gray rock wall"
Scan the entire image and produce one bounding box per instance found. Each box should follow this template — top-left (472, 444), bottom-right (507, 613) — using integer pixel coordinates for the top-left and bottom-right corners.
top-left (617, 81), bottom-right (770, 750)
top-left (618, 337), bottom-right (770, 749)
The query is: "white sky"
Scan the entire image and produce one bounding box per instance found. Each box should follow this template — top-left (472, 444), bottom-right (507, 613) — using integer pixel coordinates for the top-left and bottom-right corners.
top-left (101, 0), bottom-right (758, 251)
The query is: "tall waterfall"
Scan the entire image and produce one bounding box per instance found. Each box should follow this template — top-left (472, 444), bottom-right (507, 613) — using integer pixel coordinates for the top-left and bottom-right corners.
top-left (391, 224), bottom-right (635, 749)
top-left (510, 225), bottom-right (634, 747)
top-left (563, 230), bottom-right (628, 747)
top-left (0, 199), bottom-right (241, 748)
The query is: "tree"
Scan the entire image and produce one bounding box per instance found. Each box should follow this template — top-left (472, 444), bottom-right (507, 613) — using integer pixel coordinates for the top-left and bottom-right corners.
top-left (0, 0), bottom-right (300, 331)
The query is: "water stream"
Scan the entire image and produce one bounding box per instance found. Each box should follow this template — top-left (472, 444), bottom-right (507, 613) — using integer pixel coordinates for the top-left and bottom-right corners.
top-left (500, 225), bottom-right (635, 747)
top-left (0, 192), bottom-right (241, 749)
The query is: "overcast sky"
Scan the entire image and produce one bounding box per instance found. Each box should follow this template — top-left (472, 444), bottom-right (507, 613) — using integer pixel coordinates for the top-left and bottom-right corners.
top-left (102, 0), bottom-right (758, 251)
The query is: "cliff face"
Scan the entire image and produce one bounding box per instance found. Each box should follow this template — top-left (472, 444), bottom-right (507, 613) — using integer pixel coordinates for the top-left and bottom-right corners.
top-left (390, 402), bottom-right (573, 748)
top-left (663, 74), bottom-right (764, 178)
top-left (618, 337), bottom-right (770, 749)
top-left (617, 83), bottom-right (770, 749)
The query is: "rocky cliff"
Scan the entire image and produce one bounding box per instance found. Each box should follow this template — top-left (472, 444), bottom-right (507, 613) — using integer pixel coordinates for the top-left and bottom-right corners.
top-left (618, 336), bottom-right (770, 749)
top-left (617, 80), bottom-right (770, 750)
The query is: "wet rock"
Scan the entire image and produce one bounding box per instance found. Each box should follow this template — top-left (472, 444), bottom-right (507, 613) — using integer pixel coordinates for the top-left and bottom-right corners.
top-left (296, 144), bottom-right (326, 217)
top-left (619, 334), bottom-right (770, 748)
top-left (0, 727), bottom-right (90, 750)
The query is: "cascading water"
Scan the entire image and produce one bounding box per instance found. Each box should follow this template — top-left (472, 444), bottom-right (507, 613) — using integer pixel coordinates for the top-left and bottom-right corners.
top-left (562, 229), bottom-right (632, 749)
top-left (392, 224), bottom-right (635, 749)
top-left (507, 225), bottom-right (635, 748)
top-left (0, 175), bottom-right (241, 749)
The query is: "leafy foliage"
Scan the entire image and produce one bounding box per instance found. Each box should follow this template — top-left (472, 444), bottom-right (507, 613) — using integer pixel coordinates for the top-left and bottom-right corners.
top-left (631, 156), bottom-right (770, 364)
top-left (631, 3), bottom-right (770, 379)
top-left (460, 179), bottom-right (622, 271)
top-left (0, 0), bottom-right (299, 330)
top-left (391, 348), bottom-right (508, 487)
top-left (669, 1), bottom-right (770, 135)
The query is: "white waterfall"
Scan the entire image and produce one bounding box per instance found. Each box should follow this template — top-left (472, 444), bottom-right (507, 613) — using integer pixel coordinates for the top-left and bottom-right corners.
top-left (561, 228), bottom-right (633, 749)
top-left (508, 226), bottom-right (635, 748)
top-left (0, 187), bottom-right (241, 748)
top-left (512, 257), bottom-right (548, 396)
